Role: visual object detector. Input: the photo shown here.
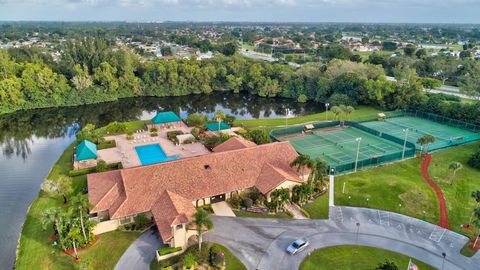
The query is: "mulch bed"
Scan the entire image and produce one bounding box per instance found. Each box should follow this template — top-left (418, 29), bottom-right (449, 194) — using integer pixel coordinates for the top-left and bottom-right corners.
top-left (63, 236), bottom-right (99, 256)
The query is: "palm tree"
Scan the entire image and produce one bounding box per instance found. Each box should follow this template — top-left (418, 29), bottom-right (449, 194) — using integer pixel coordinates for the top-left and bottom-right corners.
top-left (214, 109), bottom-right (225, 133)
top-left (193, 208), bottom-right (213, 250)
top-left (345, 106), bottom-right (355, 120)
top-left (309, 158), bottom-right (328, 189)
top-left (67, 226), bottom-right (83, 259)
top-left (468, 191), bottom-right (480, 225)
top-left (290, 154), bottom-right (313, 181)
top-left (70, 194), bottom-right (90, 244)
top-left (448, 161), bottom-right (463, 185)
top-left (417, 134), bottom-right (435, 155)
top-left (330, 106), bottom-right (342, 121)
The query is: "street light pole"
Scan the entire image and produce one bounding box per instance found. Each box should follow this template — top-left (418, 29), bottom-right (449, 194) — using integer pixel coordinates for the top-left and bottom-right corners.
top-left (441, 252), bottom-right (446, 270)
top-left (354, 137), bottom-right (362, 172)
top-left (355, 222), bottom-right (360, 245)
top-left (402, 128), bottom-right (409, 160)
top-left (325, 103), bottom-right (330, 121)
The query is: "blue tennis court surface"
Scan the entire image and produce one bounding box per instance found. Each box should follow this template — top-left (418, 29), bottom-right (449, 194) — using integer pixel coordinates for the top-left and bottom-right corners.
top-left (135, 144), bottom-right (178, 165)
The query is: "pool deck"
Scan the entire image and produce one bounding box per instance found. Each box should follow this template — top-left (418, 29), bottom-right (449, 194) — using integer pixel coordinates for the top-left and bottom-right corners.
top-left (99, 123), bottom-right (210, 168)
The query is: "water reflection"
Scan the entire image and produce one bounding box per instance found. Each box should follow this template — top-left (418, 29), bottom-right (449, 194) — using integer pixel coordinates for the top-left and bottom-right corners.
top-left (0, 92), bottom-right (320, 160)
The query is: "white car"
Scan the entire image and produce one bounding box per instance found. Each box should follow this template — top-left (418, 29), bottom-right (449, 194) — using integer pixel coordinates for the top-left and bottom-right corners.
top-left (286, 239), bottom-right (309, 255)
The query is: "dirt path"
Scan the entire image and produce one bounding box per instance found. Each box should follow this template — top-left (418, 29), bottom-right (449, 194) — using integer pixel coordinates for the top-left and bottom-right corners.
top-left (421, 153), bottom-right (450, 229)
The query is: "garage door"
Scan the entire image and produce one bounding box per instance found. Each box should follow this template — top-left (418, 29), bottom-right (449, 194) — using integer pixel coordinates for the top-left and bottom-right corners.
top-left (210, 194), bottom-right (226, 204)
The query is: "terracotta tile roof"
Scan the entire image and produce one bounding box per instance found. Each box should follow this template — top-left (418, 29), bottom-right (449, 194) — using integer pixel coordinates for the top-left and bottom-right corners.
top-left (255, 163), bottom-right (304, 194)
top-left (212, 137), bottom-right (257, 152)
top-left (87, 141), bottom-right (304, 241)
top-left (151, 190), bottom-right (196, 242)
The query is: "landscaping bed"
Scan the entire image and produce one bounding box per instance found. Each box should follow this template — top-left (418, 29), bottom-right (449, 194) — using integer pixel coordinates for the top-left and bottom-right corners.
top-left (151, 243), bottom-right (246, 270)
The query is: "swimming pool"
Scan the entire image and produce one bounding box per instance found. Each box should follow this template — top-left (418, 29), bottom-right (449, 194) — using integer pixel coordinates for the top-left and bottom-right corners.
top-left (134, 144), bottom-right (178, 165)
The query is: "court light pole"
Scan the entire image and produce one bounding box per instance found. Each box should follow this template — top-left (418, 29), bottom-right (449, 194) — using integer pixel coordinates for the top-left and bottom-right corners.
top-left (285, 108), bottom-right (290, 129)
top-left (402, 128), bottom-right (409, 160)
top-left (325, 103), bottom-right (330, 121)
top-left (354, 137), bottom-right (362, 172)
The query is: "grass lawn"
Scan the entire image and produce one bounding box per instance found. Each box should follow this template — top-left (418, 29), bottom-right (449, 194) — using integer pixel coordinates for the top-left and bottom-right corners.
top-left (335, 156), bottom-right (440, 225)
top-left (303, 191), bottom-right (330, 219)
top-left (242, 43), bottom-right (255, 51)
top-left (299, 245), bottom-right (435, 270)
top-left (333, 142), bottom-right (480, 235)
top-left (234, 106), bottom-right (380, 128)
top-left (233, 210), bottom-right (290, 219)
top-left (150, 243), bottom-right (246, 270)
top-left (15, 143), bottom-right (141, 270)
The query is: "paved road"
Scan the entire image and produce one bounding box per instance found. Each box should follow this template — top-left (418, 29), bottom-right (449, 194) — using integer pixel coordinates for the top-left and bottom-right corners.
top-left (114, 228), bottom-right (165, 270)
top-left (205, 206), bottom-right (480, 270)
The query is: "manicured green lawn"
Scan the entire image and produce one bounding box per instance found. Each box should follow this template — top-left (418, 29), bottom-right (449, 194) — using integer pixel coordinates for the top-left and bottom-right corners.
top-left (303, 191), bottom-right (330, 219)
top-left (233, 210), bottom-right (290, 219)
top-left (427, 142), bottom-right (480, 234)
top-left (300, 245), bottom-right (435, 270)
top-left (15, 143), bottom-right (141, 270)
top-left (334, 157), bottom-right (440, 225)
top-left (234, 106), bottom-right (380, 128)
top-left (333, 142), bottom-right (480, 235)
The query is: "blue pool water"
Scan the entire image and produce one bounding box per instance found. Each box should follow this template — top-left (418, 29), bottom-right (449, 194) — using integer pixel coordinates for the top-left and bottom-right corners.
top-left (134, 144), bottom-right (178, 165)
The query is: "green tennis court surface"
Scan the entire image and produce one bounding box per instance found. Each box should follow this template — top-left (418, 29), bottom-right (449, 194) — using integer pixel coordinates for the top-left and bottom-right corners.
top-left (361, 116), bottom-right (480, 151)
top-left (283, 126), bottom-right (408, 170)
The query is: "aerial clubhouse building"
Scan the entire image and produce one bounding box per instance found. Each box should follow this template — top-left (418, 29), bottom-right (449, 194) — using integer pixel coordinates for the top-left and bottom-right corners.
top-left (87, 138), bottom-right (306, 248)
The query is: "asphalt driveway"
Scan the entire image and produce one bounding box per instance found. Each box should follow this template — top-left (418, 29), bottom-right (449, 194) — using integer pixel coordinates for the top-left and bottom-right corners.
top-left (205, 206), bottom-right (480, 270)
top-left (114, 228), bottom-right (165, 270)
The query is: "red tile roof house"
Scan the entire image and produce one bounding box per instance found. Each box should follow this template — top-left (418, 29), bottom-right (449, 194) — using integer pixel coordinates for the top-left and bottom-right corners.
top-left (87, 138), bottom-right (307, 248)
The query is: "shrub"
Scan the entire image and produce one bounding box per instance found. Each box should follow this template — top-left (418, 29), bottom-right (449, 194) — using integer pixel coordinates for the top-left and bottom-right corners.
top-left (468, 149), bottom-right (480, 169)
top-left (150, 132), bottom-right (158, 137)
top-left (105, 122), bottom-right (127, 134)
top-left (191, 127), bottom-right (200, 139)
top-left (133, 213), bottom-right (151, 230)
top-left (186, 113), bottom-right (208, 127)
top-left (69, 162), bottom-right (121, 177)
top-left (97, 140), bottom-right (116, 150)
top-left (203, 133), bottom-right (232, 149)
top-left (150, 127), bottom-right (158, 132)
top-left (234, 128), bottom-right (248, 137)
top-left (227, 194), bottom-right (241, 209)
top-left (297, 94), bottom-right (308, 103)
top-left (224, 115), bottom-right (236, 125)
top-left (209, 246), bottom-right (225, 266)
top-left (183, 253), bottom-right (195, 269)
top-left (240, 197), bottom-right (253, 209)
top-left (182, 138), bottom-right (196, 144)
top-left (158, 246), bottom-right (182, 256)
top-left (167, 130), bottom-right (183, 144)
top-left (246, 129), bottom-right (271, 145)
top-left (245, 189), bottom-right (261, 204)
top-left (96, 159), bottom-right (107, 172)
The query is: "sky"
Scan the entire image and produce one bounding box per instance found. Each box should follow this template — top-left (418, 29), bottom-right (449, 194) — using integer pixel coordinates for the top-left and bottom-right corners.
top-left (0, 0), bottom-right (479, 23)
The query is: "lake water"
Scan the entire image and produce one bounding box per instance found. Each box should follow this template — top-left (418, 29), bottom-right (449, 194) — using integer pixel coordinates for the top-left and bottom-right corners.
top-left (0, 92), bottom-right (320, 269)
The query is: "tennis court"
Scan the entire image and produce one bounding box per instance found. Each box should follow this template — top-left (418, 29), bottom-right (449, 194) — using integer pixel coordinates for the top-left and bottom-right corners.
top-left (361, 115), bottom-right (480, 151)
top-left (282, 126), bottom-right (410, 172)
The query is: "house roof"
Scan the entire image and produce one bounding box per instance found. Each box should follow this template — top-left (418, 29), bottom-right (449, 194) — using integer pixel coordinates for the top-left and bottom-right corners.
top-left (87, 141), bottom-right (303, 243)
top-left (151, 111), bottom-right (181, 124)
top-left (212, 137), bottom-right (257, 152)
top-left (205, 122), bottom-right (230, 131)
top-left (76, 140), bottom-right (97, 161)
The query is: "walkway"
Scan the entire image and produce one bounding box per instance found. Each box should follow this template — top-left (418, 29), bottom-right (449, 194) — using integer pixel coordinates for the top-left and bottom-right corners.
top-left (114, 228), bottom-right (164, 270)
top-left (421, 154), bottom-right (450, 229)
top-left (211, 201), bottom-right (236, 217)
top-left (285, 203), bottom-right (308, 219)
top-left (205, 206), bottom-right (478, 270)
